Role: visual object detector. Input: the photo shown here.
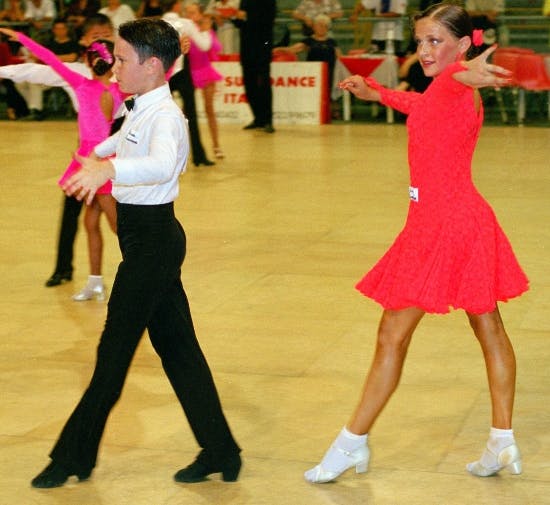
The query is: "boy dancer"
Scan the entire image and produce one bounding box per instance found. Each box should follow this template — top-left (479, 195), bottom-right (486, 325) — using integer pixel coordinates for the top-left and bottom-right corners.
top-left (31, 18), bottom-right (241, 489)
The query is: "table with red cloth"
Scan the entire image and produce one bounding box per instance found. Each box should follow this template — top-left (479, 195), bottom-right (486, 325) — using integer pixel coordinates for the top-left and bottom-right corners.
top-left (337, 54), bottom-right (400, 123)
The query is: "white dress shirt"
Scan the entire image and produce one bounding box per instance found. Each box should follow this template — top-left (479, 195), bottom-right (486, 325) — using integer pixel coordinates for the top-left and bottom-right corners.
top-left (94, 83), bottom-right (189, 205)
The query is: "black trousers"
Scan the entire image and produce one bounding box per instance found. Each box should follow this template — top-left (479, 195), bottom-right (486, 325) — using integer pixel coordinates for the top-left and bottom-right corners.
top-left (2, 79), bottom-right (29, 117)
top-left (53, 195), bottom-right (83, 275)
top-left (50, 202), bottom-right (240, 474)
top-left (168, 58), bottom-right (209, 165)
top-left (241, 60), bottom-right (273, 126)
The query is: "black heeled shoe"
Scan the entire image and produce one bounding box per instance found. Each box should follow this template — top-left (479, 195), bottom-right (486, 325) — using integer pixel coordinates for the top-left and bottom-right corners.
top-left (193, 159), bottom-right (215, 167)
top-left (31, 461), bottom-right (91, 488)
top-left (45, 271), bottom-right (72, 287)
top-left (174, 453), bottom-right (241, 483)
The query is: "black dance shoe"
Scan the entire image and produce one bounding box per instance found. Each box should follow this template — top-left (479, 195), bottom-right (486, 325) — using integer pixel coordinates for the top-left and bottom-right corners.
top-left (193, 159), bottom-right (215, 167)
top-left (174, 453), bottom-right (241, 483)
top-left (45, 271), bottom-right (72, 287)
top-left (263, 124), bottom-right (275, 134)
top-left (31, 461), bottom-right (91, 489)
top-left (243, 121), bottom-right (263, 130)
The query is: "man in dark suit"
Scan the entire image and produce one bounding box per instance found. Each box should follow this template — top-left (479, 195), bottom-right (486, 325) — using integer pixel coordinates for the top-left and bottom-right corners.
top-left (233, 0), bottom-right (276, 133)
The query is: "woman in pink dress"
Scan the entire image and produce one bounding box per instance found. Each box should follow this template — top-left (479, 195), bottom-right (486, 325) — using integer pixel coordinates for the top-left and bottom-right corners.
top-left (0, 28), bottom-right (125, 301)
top-left (186, 2), bottom-right (224, 159)
top-left (303, 4), bottom-right (528, 484)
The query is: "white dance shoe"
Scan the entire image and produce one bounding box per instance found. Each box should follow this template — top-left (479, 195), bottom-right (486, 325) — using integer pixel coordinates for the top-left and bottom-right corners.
top-left (72, 284), bottom-right (106, 302)
top-left (304, 444), bottom-right (370, 484)
top-left (466, 443), bottom-right (522, 477)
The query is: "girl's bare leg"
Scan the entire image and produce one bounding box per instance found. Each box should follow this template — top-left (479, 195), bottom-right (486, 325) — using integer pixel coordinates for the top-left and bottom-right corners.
top-left (84, 200), bottom-right (103, 276)
top-left (467, 307), bottom-right (516, 429)
top-left (348, 307), bottom-right (425, 434)
top-left (95, 194), bottom-right (117, 235)
top-left (466, 307), bottom-right (522, 476)
top-left (203, 84), bottom-right (220, 151)
top-left (305, 307), bottom-right (425, 483)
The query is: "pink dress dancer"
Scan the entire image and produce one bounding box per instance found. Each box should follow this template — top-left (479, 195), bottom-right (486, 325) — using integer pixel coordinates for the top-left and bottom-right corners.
top-left (10, 31), bottom-right (126, 302)
top-left (15, 33), bottom-right (125, 194)
top-left (188, 29), bottom-right (224, 158)
top-left (188, 29), bottom-right (223, 88)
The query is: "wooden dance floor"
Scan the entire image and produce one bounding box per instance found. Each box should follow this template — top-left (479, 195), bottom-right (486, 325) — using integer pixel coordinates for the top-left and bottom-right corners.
top-left (1, 119), bottom-right (549, 504)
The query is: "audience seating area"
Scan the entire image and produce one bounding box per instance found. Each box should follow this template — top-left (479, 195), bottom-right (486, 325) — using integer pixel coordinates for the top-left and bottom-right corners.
top-left (1, 0), bottom-right (549, 125)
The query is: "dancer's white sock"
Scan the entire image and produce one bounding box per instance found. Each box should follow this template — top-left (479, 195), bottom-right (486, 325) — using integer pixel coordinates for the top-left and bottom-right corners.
top-left (480, 427), bottom-right (515, 468)
top-left (87, 275), bottom-right (103, 288)
top-left (320, 427), bottom-right (367, 471)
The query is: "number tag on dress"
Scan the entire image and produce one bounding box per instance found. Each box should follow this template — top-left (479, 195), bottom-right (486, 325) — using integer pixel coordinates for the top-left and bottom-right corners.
top-left (409, 186), bottom-right (419, 202)
top-left (125, 129), bottom-right (138, 144)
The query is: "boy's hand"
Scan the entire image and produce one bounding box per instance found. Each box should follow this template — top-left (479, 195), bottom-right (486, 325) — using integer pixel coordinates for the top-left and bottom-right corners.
top-left (63, 153), bottom-right (115, 205)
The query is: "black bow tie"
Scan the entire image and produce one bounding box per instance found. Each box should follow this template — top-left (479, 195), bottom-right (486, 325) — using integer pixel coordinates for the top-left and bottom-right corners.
top-left (125, 97), bottom-right (135, 111)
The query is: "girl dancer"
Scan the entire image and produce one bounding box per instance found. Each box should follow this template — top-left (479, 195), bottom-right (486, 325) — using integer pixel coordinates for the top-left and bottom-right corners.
top-left (0, 28), bottom-right (125, 301)
top-left (185, 2), bottom-right (224, 159)
top-left (304, 3), bottom-right (528, 484)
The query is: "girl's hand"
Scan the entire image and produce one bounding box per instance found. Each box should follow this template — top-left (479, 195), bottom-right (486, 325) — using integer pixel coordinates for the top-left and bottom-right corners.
top-left (339, 75), bottom-right (381, 102)
top-left (0, 27), bottom-right (18, 40)
top-left (454, 45), bottom-right (512, 89)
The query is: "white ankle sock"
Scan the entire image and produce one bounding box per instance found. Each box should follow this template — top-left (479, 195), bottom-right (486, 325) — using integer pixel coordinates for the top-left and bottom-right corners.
top-left (319, 427), bottom-right (367, 471)
top-left (87, 275), bottom-right (103, 288)
top-left (480, 427), bottom-right (515, 467)
top-left (339, 427), bottom-right (368, 451)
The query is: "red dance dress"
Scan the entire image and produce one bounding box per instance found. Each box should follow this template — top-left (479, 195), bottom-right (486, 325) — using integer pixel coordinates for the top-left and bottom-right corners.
top-left (355, 62), bottom-right (529, 314)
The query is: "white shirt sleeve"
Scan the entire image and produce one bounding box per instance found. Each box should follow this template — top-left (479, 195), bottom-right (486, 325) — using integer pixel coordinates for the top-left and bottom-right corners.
top-left (111, 114), bottom-right (182, 186)
top-left (180, 18), bottom-right (213, 51)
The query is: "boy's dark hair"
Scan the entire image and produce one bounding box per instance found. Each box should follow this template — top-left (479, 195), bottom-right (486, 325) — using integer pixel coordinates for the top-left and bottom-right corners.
top-left (118, 18), bottom-right (181, 73)
top-left (82, 13), bottom-right (113, 35)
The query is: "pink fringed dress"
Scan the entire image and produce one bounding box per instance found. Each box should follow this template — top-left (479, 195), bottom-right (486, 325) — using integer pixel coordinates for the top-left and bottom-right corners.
top-left (355, 62), bottom-right (528, 314)
top-left (188, 29), bottom-right (223, 89)
top-left (18, 34), bottom-right (126, 194)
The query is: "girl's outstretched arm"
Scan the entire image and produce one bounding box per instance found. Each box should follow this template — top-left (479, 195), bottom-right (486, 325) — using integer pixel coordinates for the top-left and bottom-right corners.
top-left (453, 45), bottom-right (512, 89)
top-left (339, 75), bottom-right (381, 102)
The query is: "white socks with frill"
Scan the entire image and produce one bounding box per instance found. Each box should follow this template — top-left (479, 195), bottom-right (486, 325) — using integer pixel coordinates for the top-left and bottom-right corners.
top-left (304, 427), bottom-right (369, 483)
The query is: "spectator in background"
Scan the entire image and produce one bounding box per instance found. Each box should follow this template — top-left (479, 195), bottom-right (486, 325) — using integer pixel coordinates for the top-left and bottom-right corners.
top-left (293, 0), bottom-right (343, 36)
top-left (65, 0), bottom-right (101, 40)
top-left (47, 18), bottom-right (81, 62)
top-left (0, 34), bottom-right (29, 119)
top-left (13, 17), bottom-right (80, 120)
top-left (24, 0), bottom-right (56, 41)
top-left (80, 12), bottom-right (114, 46)
top-left (465, 0), bottom-right (504, 49)
top-left (205, 0), bottom-right (240, 54)
top-left (273, 14), bottom-right (342, 119)
top-left (0, 0), bottom-right (25, 22)
top-left (233, 0), bottom-right (276, 133)
top-left (136, 0), bottom-right (162, 18)
top-left (350, 0), bottom-right (408, 54)
top-left (99, 0), bottom-right (135, 31)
